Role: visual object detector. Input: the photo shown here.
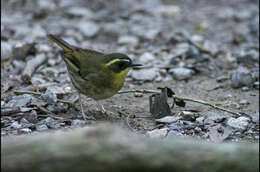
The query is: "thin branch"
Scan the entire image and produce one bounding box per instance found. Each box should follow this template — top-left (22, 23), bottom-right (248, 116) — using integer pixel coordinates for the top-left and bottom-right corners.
top-left (118, 89), bottom-right (242, 117)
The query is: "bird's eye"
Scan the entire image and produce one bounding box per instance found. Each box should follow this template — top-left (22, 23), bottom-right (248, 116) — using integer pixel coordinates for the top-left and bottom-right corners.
top-left (118, 62), bottom-right (126, 69)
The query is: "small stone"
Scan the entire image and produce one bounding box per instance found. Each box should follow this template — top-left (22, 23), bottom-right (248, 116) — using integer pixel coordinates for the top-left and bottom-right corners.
top-left (6, 94), bottom-right (33, 107)
top-left (180, 111), bottom-right (195, 121)
top-left (239, 99), bottom-right (250, 105)
top-left (20, 118), bottom-right (30, 124)
top-left (169, 67), bottom-right (195, 80)
top-left (138, 52), bottom-right (156, 64)
top-left (71, 120), bottom-right (86, 127)
top-left (40, 91), bottom-right (57, 104)
top-left (66, 7), bottom-right (93, 17)
top-left (252, 110), bottom-right (259, 123)
top-left (196, 116), bottom-right (205, 124)
top-left (155, 116), bottom-right (180, 124)
top-left (19, 128), bottom-right (32, 134)
top-left (241, 86), bottom-right (249, 91)
top-left (155, 5), bottom-right (180, 16)
top-left (1, 42), bottom-right (13, 61)
top-left (131, 68), bottom-right (158, 81)
top-left (231, 66), bottom-right (254, 88)
top-left (10, 121), bottom-right (22, 129)
top-left (77, 21), bottom-right (100, 37)
top-left (227, 117), bottom-right (250, 131)
top-left (35, 124), bottom-right (49, 131)
top-left (147, 128), bottom-right (168, 138)
top-left (118, 35), bottom-right (139, 46)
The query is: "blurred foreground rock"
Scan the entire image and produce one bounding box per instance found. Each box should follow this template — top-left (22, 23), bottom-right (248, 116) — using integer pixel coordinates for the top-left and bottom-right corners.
top-left (2, 124), bottom-right (259, 172)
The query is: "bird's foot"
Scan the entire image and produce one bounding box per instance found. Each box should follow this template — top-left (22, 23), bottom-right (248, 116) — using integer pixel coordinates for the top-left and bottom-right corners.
top-left (96, 104), bottom-right (107, 114)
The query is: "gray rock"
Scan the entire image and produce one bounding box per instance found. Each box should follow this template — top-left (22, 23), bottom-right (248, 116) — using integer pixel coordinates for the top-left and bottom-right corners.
top-left (204, 112), bottom-right (229, 125)
top-left (138, 52), bottom-right (156, 64)
top-left (35, 124), bottom-right (49, 131)
top-left (19, 128), bottom-right (32, 134)
top-left (1, 42), bottom-right (12, 61)
top-left (239, 99), bottom-right (250, 105)
top-left (66, 7), bottom-right (93, 17)
top-left (196, 116), bottom-right (205, 124)
top-left (131, 68), bottom-right (158, 81)
top-left (231, 66), bottom-right (254, 88)
top-left (147, 128), bottom-right (168, 138)
top-left (227, 117), bottom-right (250, 131)
top-left (169, 67), bottom-right (195, 80)
top-left (252, 110), bottom-right (259, 123)
top-left (180, 111), bottom-right (195, 121)
top-left (118, 35), bottom-right (139, 46)
top-left (6, 94), bottom-right (33, 107)
top-left (40, 91), bottom-right (57, 104)
top-left (77, 21), bottom-right (100, 37)
top-left (71, 120), bottom-right (86, 127)
top-left (155, 116), bottom-right (180, 124)
top-left (10, 121), bottom-right (22, 129)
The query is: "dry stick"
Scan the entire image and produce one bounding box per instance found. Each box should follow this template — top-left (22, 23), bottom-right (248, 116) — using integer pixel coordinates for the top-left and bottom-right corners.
top-left (13, 90), bottom-right (75, 106)
top-left (118, 89), bottom-right (242, 117)
top-left (21, 54), bottom-right (47, 84)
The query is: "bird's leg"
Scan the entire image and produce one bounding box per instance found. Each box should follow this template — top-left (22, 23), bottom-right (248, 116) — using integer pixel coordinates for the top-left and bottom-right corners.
top-left (78, 93), bottom-right (95, 120)
top-left (96, 101), bottom-right (106, 114)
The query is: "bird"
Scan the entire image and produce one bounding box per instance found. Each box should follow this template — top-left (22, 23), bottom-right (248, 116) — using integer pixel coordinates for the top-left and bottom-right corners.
top-left (48, 34), bottom-right (142, 120)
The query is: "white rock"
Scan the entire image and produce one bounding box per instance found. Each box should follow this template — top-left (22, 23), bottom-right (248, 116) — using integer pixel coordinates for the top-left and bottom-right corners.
top-left (156, 116), bottom-right (180, 124)
top-left (169, 67), bottom-right (195, 80)
top-left (131, 68), bottom-right (158, 81)
top-left (138, 52), bottom-right (156, 64)
top-left (118, 36), bottom-right (139, 46)
top-left (147, 128), bottom-right (168, 138)
top-left (227, 117), bottom-right (250, 131)
top-left (77, 21), bottom-right (100, 37)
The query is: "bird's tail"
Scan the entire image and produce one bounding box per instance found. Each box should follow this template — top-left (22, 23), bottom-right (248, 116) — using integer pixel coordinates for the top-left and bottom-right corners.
top-left (47, 34), bottom-right (74, 52)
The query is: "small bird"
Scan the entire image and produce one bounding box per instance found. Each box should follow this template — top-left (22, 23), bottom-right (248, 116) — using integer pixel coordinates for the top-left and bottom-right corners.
top-left (48, 34), bottom-right (142, 120)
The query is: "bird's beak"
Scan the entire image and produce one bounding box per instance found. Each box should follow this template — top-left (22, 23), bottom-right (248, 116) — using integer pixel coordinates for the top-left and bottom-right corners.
top-left (129, 62), bottom-right (143, 67)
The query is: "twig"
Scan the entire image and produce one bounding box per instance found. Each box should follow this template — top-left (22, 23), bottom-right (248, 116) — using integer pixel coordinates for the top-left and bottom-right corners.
top-left (118, 89), bottom-right (242, 117)
top-left (37, 106), bottom-right (65, 120)
top-left (22, 54), bottom-right (47, 84)
top-left (14, 90), bottom-right (75, 106)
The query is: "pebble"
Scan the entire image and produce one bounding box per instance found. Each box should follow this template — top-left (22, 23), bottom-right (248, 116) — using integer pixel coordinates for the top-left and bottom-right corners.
top-left (241, 86), bottom-right (249, 91)
top-left (1, 41), bottom-right (12, 61)
top-left (35, 124), bottom-right (49, 131)
top-left (131, 68), bottom-right (158, 81)
top-left (40, 91), bottom-right (57, 104)
top-left (227, 117), bottom-right (250, 131)
top-left (155, 116), bottom-right (180, 124)
top-left (252, 110), bottom-right (259, 123)
top-left (10, 121), bottom-right (22, 129)
top-left (6, 94), bottom-right (33, 107)
top-left (168, 67), bottom-right (195, 80)
top-left (239, 99), bottom-right (250, 105)
top-left (196, 116), bottom-right (205, 124)
top-left (180, 111), bottom-right (195, 121)
top-left (19, 128), bottom-right (32, 134)
top-left (147, 128), bottom-right (168, 138)
top-left (77, 21), bottom-right (100, 37)
top-left (71, 120), bottom-right (86, 127)
top-left (66, 7), bottom-right (93, 17)
top-left (118, 35), bottom-right (139, 46)
top-left (231, 66), bottom-right (254, 88)
top-left (138, 52), bottom-right (156, 64)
